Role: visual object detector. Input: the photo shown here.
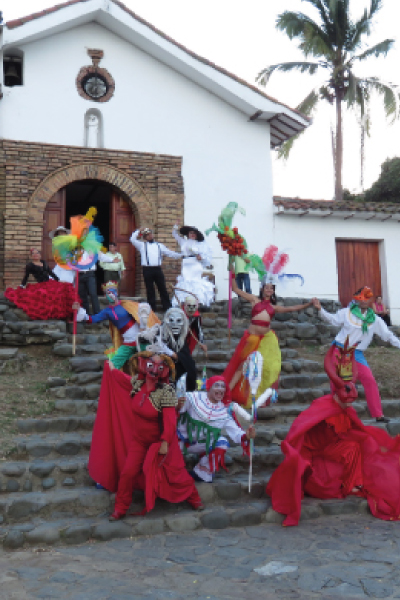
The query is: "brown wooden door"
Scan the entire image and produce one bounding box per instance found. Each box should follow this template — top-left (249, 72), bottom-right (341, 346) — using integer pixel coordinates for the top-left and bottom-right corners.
top-left (336, 240), bottom-right (382, 307)
top-left (110, 192), bottom-right (136, 296)
top-left (42, 189), bottom-right (66, 269)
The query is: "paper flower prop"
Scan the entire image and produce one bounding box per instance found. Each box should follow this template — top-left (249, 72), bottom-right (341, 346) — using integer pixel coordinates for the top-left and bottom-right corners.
top-left (52, 207), bottom-right (103, 271)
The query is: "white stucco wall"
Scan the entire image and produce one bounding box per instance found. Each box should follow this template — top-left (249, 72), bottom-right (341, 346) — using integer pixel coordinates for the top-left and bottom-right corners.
top-left (273, 214), bottom-right (400, 325)
top-left (1, 21), bottom-right (274, 299)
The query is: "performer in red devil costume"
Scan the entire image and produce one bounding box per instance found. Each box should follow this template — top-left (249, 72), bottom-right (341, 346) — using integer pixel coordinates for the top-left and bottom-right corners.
top-left (267, 338), bottom-right (400, 526)
top-left (88, 352), bottom-right (203, 521)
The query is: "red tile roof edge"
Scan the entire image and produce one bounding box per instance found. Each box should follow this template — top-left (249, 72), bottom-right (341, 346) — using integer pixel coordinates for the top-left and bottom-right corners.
top-left (273, 196), bottom-right (400, 213)
top-left (6, 0), bottom-right (310, 123)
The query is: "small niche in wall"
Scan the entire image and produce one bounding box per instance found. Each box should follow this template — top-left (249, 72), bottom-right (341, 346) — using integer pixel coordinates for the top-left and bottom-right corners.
top-left (84, 108), bottom-right (104, 148)
top-left (4, 50), bottom-right (23, 87)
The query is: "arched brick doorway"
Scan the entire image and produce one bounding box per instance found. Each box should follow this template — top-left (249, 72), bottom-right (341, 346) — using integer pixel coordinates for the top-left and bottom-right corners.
top-left (43, 182), bottom-right (136, 295)
top-left (26, 162), bottom-right (155, 297)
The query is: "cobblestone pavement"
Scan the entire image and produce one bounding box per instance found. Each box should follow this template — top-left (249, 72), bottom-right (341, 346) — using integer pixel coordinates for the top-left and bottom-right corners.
top-left (1, 513), bottom-right (400, 599)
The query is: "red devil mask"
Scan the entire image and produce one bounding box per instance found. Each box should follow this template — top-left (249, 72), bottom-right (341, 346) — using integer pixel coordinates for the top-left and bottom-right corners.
top-left (324, 338), bottom-right (358, 404)
top-left (138, 355), bottom-right (170, 390)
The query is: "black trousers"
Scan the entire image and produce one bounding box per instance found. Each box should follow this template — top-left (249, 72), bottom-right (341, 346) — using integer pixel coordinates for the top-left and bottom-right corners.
top-left (142, 266), bottom-right (171, 312)
top-left (78, 271), bottom-right (100, 315)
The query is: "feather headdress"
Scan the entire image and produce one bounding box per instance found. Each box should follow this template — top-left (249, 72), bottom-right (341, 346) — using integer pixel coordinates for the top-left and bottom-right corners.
top-left (261, 245), bottom-right (304, 287)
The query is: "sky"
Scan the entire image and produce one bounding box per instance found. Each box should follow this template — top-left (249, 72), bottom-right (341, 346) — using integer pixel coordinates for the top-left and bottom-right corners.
top-left (3, 0), bottom-right (400, 199)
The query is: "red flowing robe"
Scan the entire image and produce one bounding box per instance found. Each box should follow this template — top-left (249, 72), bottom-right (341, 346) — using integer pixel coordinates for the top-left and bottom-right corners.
top-left (5, 280), bottom-right (76, 320)
top-left (88, 363), bottom-right (199, 513)
top-left (266, 394), bottom-right (400, 526)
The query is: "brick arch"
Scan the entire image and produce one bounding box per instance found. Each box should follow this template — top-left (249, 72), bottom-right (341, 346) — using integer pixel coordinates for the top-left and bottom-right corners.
top-left (27, 162), bottom-right (155, 233)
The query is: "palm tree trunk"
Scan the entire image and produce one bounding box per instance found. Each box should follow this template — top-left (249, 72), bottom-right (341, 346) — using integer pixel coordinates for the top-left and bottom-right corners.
top-left (335, 95), bottom-right (343, 202)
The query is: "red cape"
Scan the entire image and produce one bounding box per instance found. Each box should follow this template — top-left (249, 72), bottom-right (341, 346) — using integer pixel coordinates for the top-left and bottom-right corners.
top-left (88, 363), bottom-right (197, 512)
top-left (266, 394), bottom-right (400, 525)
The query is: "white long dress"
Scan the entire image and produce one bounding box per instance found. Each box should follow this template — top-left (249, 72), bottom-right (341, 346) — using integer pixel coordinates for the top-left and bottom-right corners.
top-left (172, 227), bottom-right (215, 306)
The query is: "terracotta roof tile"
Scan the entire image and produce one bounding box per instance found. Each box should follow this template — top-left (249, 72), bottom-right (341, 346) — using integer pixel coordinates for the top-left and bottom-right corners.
top-left (6, 0), bottom-right (310, 124)
top-left (273, 196), bottom-right (400, 214)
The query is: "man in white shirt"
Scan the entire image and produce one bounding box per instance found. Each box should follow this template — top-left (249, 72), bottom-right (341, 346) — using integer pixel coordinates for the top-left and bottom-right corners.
top-left (314, 286), bottom-right (400, 423)
top-left (130, 227), bottom-right (182, 312)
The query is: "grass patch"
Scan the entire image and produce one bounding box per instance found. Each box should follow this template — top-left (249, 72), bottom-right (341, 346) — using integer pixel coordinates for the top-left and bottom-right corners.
top-left (0, 345), bottom-right (71, 459)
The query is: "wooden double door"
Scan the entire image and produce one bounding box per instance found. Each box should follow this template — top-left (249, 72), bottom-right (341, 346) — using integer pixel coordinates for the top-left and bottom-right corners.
top-left (336, 239), bottom-right (382, 307)
top-left (42, 187), bottom-right (136, 296)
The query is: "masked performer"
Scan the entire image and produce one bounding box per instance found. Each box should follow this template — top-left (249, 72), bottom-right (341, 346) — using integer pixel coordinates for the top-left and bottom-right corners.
top-left (267, 338), bottom-right (400, 525)
top-left (74, 281), bottom-right (159, 370)
top-left (162, 307), bottom-right (197, 391)
top-left (5, 248), bottom-right (76, 321)
top-left (88, 353), bottom-right (203, 520)
top-left (177, 375), bottom-right (255, 482)
top-left (224, 273), bottom-right (314, 408)
top-left (315, 287), bottom-right (400, 423)
top-left (181, 295), bottom-right (207, 355)
top-left (172, 223), bottom-right (214, 307)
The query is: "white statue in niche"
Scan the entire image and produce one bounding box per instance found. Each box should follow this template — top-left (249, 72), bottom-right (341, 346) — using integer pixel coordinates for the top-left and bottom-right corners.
top-left (86, 114), bottom-right (100, 148)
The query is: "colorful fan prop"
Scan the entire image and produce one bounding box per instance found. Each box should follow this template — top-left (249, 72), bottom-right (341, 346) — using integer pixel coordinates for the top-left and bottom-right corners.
top-left (52, 207), bottom-right (103, 355)
top-left (52, 207), bottom-right (103, 271)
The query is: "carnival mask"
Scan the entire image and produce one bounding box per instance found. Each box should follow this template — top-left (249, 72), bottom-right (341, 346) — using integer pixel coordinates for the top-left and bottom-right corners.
top-left (324, 337), bottom-right (359, 404)
top-left (138, 355), bottom-right (170, 383)
top-left (164, 308), bottom-right (187, 337)
top-left (102, 281), bottom-right (119, 304)
top-left (184, 296), bottom-right (198, 317)
top-left (353, 286), bottom-right (373, 303)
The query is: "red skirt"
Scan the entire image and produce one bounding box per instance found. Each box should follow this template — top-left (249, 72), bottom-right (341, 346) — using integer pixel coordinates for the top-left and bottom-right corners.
top-left (5, 280), bottom-right (77, 320)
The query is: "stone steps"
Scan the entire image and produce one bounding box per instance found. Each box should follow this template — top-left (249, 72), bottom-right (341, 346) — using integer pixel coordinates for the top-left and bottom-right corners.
top-left (0, 490), bottom-right (369, 551)
top-left (54, 399), bottom-right (98, 416)
top-left (12, 433), bottom-right (92, 461)
top-left (0, 457), bottom-right (89, 493)
top-left (16, 415), bottom-right (95, 434)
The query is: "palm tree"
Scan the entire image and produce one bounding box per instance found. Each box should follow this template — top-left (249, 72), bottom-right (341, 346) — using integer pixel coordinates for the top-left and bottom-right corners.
top-left (257, 0), bottom-right (398, 201)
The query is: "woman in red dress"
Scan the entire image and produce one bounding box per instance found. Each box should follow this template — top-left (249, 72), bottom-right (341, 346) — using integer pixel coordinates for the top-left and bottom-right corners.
top-left (88, 351), bottom-right (203, 520)
top-left (5, 248), bottom-right (76, 320)
top-left (267, 337), bottom-right (400, 525)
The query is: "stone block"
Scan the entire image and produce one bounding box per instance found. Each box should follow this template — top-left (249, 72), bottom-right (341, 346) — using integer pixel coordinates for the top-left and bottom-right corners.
top-left (2, 463), bottom-right (26, 477)
top-left (62, 477), bottom-right (76, 487)
top-left (195, 482), bottom-right (216, 504)
top-left (42, 478), bottom-right (56, 490)
top-left (264, 507), bottom-right (284, 524)
top-left (62, 524), bottom-right (92, 545)
top-left (85, 384), bottom-right (101, 399)
top-left (3, 309), bottom-right (20, 322)
top-left (55, 440), bottom-right (81, 456)
top-left (135, 518), bottom-right (165, 536)
top-left (295, 323), bottom-right (318, 339)
top-left (26, 526), bottom-right (60, 545)
top-left (6, 480), bottom-right (20, 492)
top-left (300, 503), bottom-right (323, 521)
top-left (29, 462), bottom-right (56, 478)
top-left (23, 480), bottom-right (33, 492)
top-left (25, 441), bottom-right (52, 458)
top-left (0, 348), bottom-right (18, 359)
top-left (3, 530), bottom-right (25, 549)
top-left (320, 498), bottom-right (359, 516)
top-left (69, 357), bottom-right (101, 372)
top-left (285, 337), bottom-right (301, 348)
top-left (214, 482), bottom-right (241, 501)
top-left (230, 509), bottom-right (261, 527)
top-left (53, 344), bottom-right (74, 357)
top-left (8, 497), bottom-right (46, 519)
top-left (201, 510), bottom-right (229, 529)
top-left (47, 377), bottom-right (67, 388)
top-left (165, 516), bottom-right (200, 532)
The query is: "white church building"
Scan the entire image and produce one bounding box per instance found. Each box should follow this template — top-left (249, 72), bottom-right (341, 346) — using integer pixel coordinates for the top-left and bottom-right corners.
top-left (2, 0), bottom-right (400, 322)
